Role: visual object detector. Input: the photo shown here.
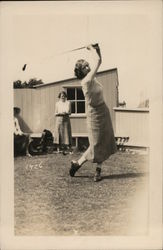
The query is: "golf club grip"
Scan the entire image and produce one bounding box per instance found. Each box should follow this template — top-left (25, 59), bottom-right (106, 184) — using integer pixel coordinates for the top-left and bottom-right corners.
top-left (92, 43), bottom-right (99, 49)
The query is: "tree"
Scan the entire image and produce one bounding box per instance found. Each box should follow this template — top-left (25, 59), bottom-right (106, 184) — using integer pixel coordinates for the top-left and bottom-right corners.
top-left (13, 78), bottom-right (44, 89)
top-left (28, 78), bottom-right (44, 87)
top-left (13, 80), bottom-right (22, 89)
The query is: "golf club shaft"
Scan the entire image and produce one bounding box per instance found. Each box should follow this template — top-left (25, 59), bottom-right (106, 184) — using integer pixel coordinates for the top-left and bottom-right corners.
top-left (63, 43), bottom-right (99, 53)
top-left (22, 43), bottom-right (99, 71)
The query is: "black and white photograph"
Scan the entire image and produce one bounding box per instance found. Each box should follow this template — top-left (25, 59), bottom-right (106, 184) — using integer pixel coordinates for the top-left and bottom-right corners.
top-left (0, 1), bottom-right (162, 249)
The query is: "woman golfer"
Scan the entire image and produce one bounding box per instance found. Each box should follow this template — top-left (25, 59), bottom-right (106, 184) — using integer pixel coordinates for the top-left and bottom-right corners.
top-left (69, 44), bottom-right (117, 181)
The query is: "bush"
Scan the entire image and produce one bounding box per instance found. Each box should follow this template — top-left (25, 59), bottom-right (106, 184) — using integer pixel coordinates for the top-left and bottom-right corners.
top-left (13, 80), bottom-right (22, 88)
top-left (13, 78), bottom-right (44, 89)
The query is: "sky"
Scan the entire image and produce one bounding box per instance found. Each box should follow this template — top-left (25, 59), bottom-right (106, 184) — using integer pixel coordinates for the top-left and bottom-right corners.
top-left (1, 1), bottom-right (162, 107)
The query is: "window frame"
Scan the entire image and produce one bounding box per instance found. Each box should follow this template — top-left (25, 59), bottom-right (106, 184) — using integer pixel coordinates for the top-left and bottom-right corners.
top-left (63, 85), bottom-right (86, 117)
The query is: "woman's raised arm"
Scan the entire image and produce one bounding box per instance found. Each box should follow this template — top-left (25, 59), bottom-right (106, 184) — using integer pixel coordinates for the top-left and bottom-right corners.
top-left (83, 44), bottom-right (102, 82)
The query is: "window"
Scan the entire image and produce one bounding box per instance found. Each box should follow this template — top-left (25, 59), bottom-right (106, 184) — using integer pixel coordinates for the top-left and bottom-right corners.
top-left (66, 87), bottom-right (85, 114)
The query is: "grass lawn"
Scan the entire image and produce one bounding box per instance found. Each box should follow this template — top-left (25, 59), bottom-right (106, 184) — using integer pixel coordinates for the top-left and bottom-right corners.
top-left (14, 150), bottom-right (149, 236)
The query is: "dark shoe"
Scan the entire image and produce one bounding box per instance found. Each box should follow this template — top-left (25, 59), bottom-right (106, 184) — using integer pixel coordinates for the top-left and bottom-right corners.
top-left (62, 150), bottom-right (68, 155)
top-left (69, 161), bottom-right (81, 177)
top-left (94, 167), bottom-right (102, 182)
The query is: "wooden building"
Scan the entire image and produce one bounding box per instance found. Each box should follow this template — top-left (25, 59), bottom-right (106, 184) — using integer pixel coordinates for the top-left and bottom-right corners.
top-left (114, 107), bottom-right (149, 148)
top-left (14, 68), bottom-right (119, 145)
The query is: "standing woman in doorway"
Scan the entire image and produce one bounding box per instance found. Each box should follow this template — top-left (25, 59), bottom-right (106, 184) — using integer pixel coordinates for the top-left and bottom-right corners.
top-left (69, 44), bottom-right (117, 181)
top-left (54, 91), bottom-right (72, 153)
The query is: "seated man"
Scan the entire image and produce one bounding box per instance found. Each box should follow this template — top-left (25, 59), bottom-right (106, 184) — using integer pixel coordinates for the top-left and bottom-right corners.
top-left (14, 107), bottom-right (31, 156)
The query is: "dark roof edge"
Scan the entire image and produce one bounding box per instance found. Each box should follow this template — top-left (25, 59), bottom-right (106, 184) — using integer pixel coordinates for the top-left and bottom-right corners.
top-left (34, 68), bottom-right (118, 89)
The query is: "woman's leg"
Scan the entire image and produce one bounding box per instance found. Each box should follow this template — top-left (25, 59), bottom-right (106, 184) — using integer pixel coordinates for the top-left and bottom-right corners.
top-left (57, 144), bottom-right (62, 153)
top-left (94, 162), bottom-right (102, 182)
top-left (69, 155), bottom-right (87, 177)
top-left (76, 145), bottom-right (93, 166)
top-left (25, 135), bottom-right (32, 157)
top-left (68, 144), bottom-right (73, 154)
top-left (77, 154), bottom-right (87, 166)
top-left (69, 147), bottom-right (91, 177)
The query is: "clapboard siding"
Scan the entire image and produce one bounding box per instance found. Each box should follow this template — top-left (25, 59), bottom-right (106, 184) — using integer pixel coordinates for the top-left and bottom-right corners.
top-left (70, 117), bottom-right (87, 134)
top-left (114, 108), bottom-right (149, 147)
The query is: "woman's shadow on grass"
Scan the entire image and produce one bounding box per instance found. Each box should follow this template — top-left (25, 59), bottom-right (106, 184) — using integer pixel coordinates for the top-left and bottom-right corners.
top-left (75, 172), bottom-right (147, 179)
top-left (102, 172), bottom-right (147, 180)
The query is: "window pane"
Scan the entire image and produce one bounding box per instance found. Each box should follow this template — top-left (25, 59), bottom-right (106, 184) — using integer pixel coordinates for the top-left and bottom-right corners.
top-left (71, 101), bottom-right (75, 113)
top-left (77, 101), bottom-right (85, 113)
top-left (77, 88), bottom-right (84, 100)
top-left (67, 88), bottom-right (75, 100)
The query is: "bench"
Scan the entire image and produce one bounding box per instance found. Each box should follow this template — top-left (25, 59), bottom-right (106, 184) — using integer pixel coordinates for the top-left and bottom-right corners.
top-left (115, 136), bottom-right (129, 151)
